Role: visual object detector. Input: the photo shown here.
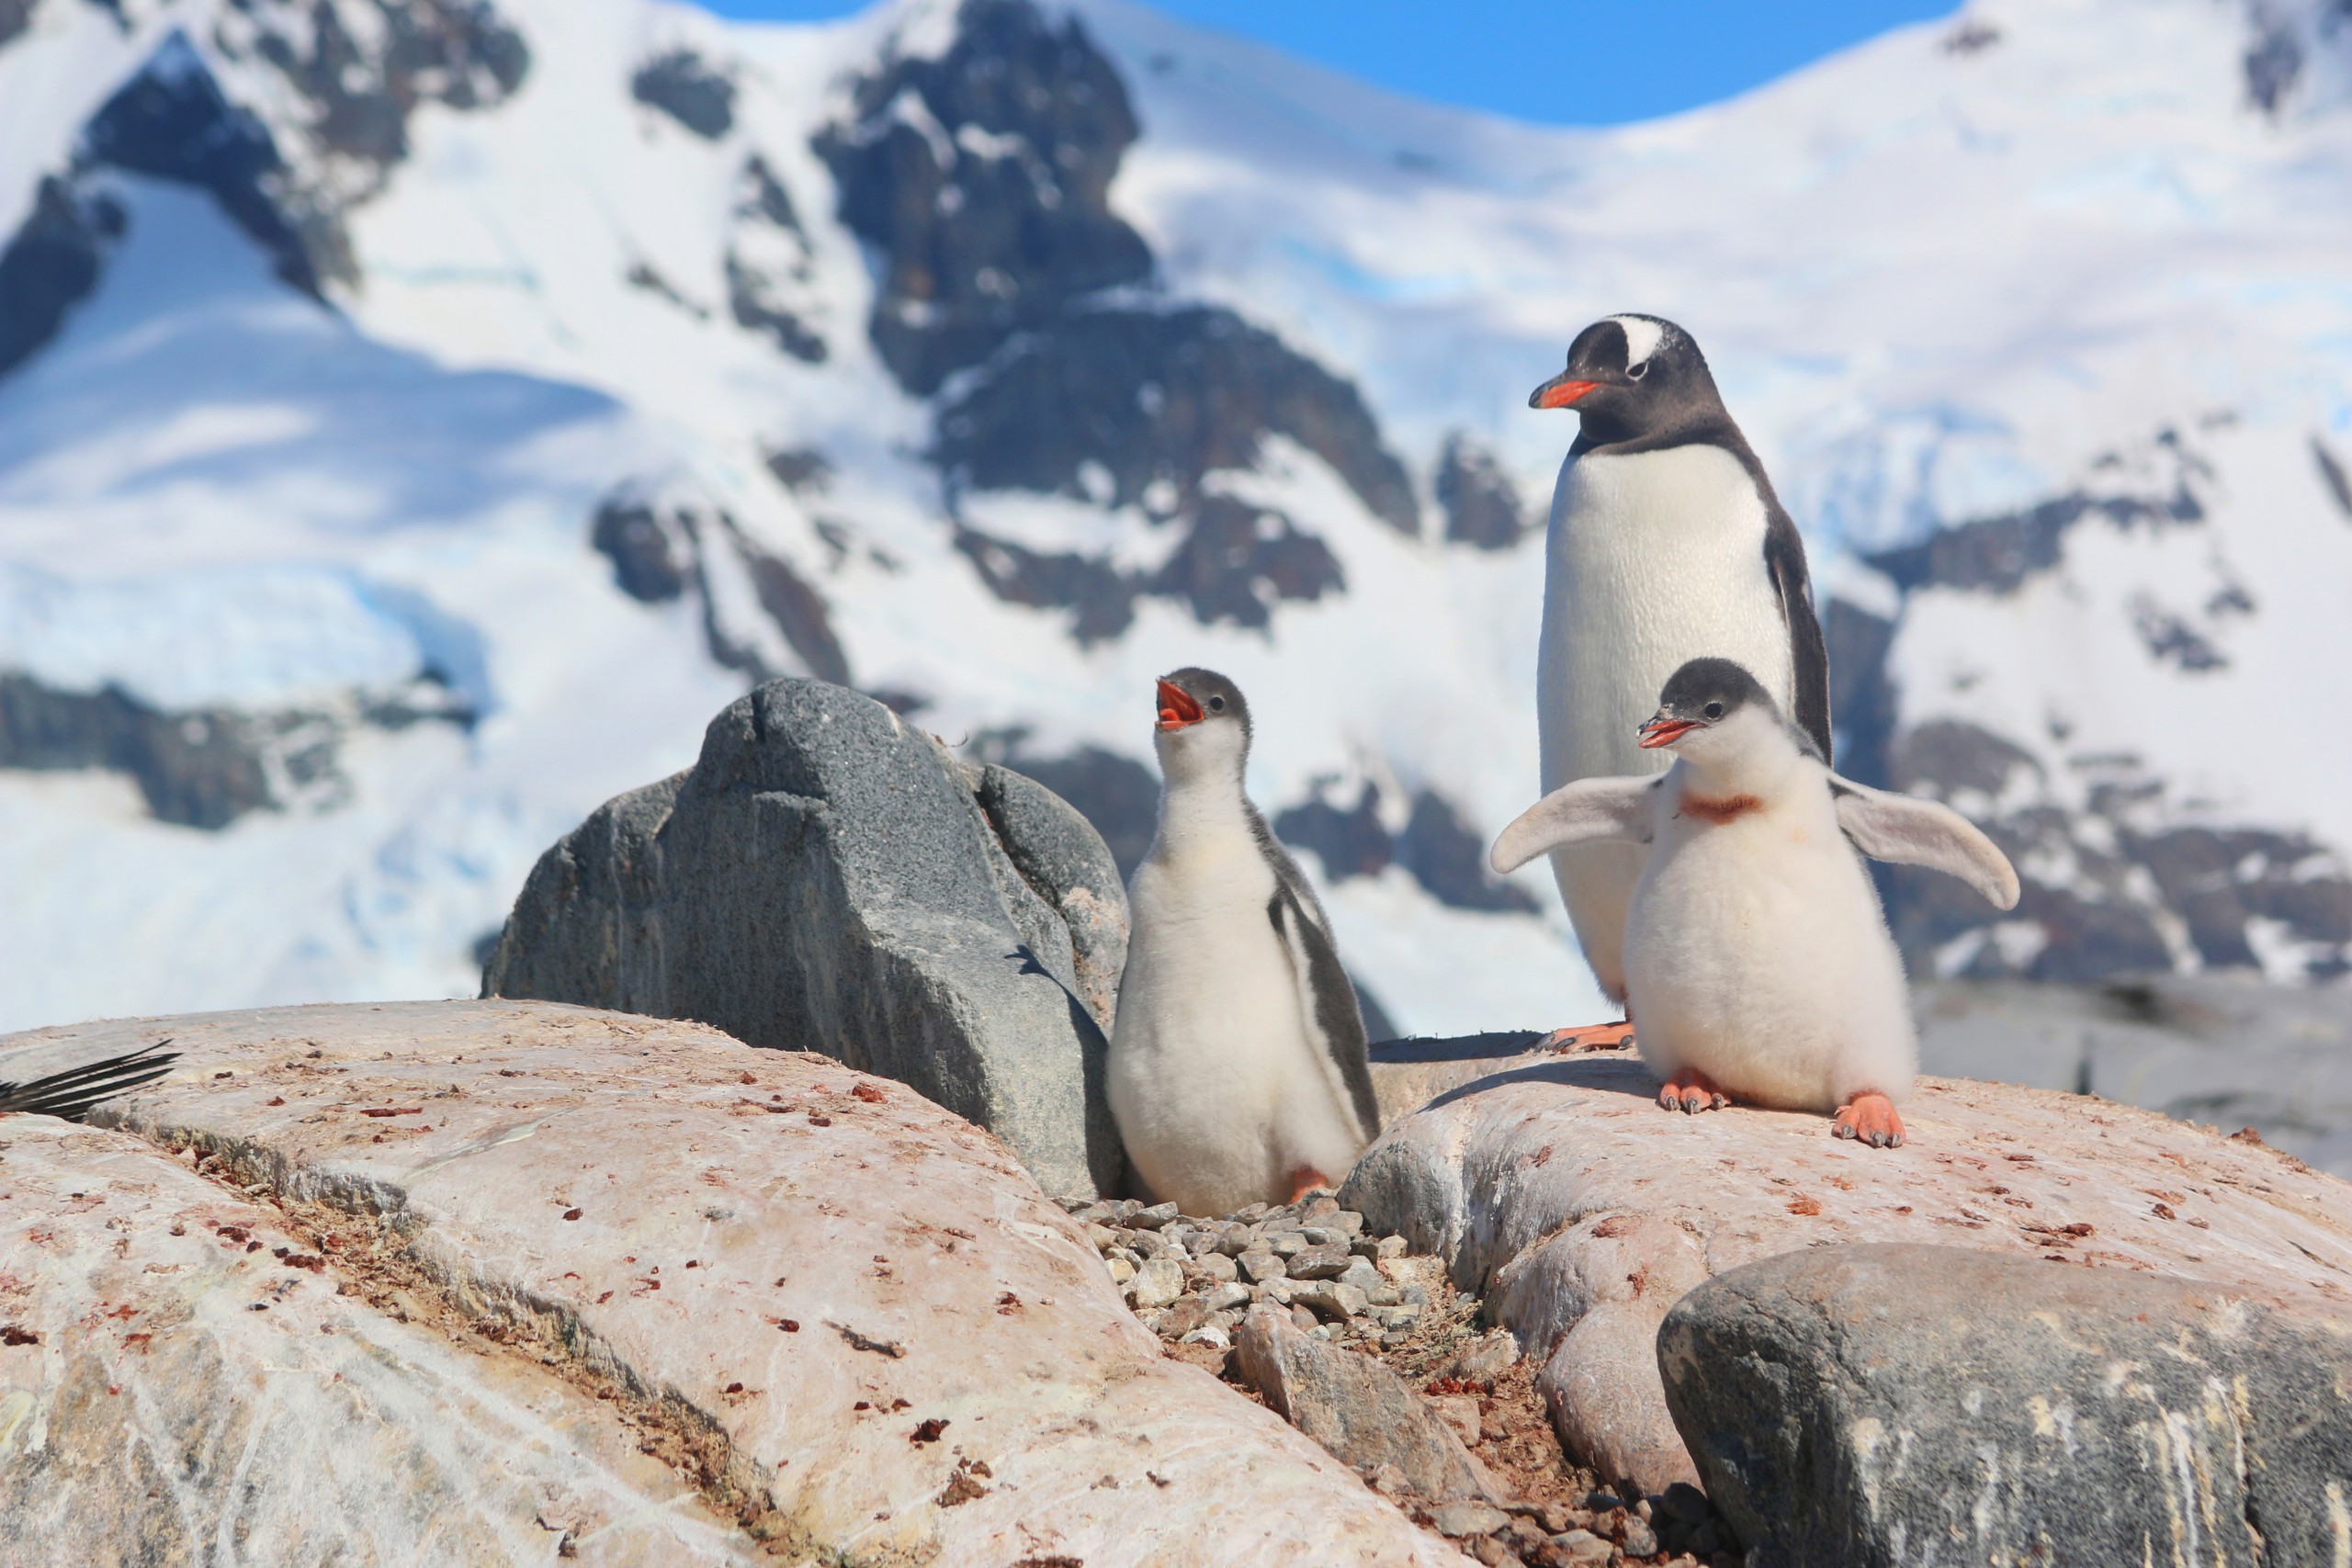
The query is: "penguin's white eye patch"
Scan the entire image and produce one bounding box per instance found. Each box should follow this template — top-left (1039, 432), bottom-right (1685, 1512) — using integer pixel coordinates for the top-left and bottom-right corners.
top-left (1609, 314), bottom-right (1665, 374)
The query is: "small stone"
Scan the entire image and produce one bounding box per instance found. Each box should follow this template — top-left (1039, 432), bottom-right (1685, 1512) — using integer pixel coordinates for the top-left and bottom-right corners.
top-left (1583, 1491), bottom-right (1623, 1513)
top-left (1443, 1329), bottom-right (1521, 1382)
top-left (1264, 1230), bottom-right (1309, 1257)
top-left (1084, 1223), bottom-right (1117, 1250)
top-left (1227, 1202), bottom-right (1270, 1223)
top-left (1150, 1241), bottom-right (1190, 1263)
top-left (1159, 1297), bottom-right (1208, 1337)
top-left (1107, 1247), bottom-right (1140, 1268)
top-left (1214, 1224), bottom-right (1256, 1256)
top-left (1104, 1257), bottom-right (1136, 1285)
top-left (1180, 1325), bottom-right (1230, 1349)
top-left (1332, 1210), bottom-right (1365, 1235)
top-left (1400, 1283), bottom-right (1430, 1307)
top-left (1129, 1202), bottom-right (1179, 1230)
top-left (1466, 1535), bottom-right (1514, 1567)
top-left (1286, 1244), bottom-right (1351, 1280)
top-left (1238, 1251), bottom-right (1286, 1283)
top-left (1622, 1518), bottom-right (1660, 1556)
top-left (1261, 1279), bottom-right (1295, 1305)
top-left (1432, 1502), bottom-right (1510, 1538)
top-left (1300, 1226), bottom-right (1341, 1247)
top-left (1290, 1280), bottom-right (1369, 1320)
top-left (1372, 1234), bottom-right (1408, 1259)
top-left (1126, 1258), bottom-right (1184, 1309)
top-left (1552, 1528), bottom-right (1611, 1564)
top-left (1106, 1199), bottom-right (1141, 1223)
top-left (1188, 1252), bottom-right (1238, 1284)
top-left (1205, 1309), bottom-right (1243, 1332)
top-left (1336, 1258), bottom-right (1395, 1302)
top-left (1202, 1282), bottom-right (1251, 1313)
top-left (1289, 1304), bottom-right (1318, 1332)
top-left (1074, 1201), bottom-right (1114, 1224)
top-left (1371, 1303), bottom-right (1422, 1328)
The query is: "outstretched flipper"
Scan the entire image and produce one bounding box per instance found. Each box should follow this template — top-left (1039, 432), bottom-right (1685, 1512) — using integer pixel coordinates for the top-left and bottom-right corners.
top-left (0, 1041), bottom-right (178, 1121)
top-left (1829, 777), bottom-right (2020, 909)
top-left (1490, 776), bottom-right (1658, 875)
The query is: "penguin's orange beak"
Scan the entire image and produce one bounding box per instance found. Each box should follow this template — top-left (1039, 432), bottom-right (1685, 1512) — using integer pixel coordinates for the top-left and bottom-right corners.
top-left (1156, 678), bottom-right (1205, 731)
top-left (1638, 715), bottom-right (1699, 749)
top-left (1531, 374), bottom-right (1600, 410)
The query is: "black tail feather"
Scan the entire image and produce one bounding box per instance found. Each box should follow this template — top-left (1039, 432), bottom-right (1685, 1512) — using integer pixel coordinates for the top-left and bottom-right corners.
top-left (0, 1041), bottom-right (178, 1121)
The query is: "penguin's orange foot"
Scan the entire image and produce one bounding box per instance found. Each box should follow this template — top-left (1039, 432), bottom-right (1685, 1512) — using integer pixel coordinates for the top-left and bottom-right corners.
top-left (1285, 1167), bottom-right (1336, 1203)
top-left (1544, 1019), bottom-right (1636, 1053)
top-left (1657, 1066), bottom-right (1730, 1114)
top-left (1832, 1093), bottom-right (1905, 1149)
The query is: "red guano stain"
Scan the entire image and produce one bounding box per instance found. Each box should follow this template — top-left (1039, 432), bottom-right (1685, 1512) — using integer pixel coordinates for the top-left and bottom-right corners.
top-left (1680, 793), bottom-right (1763, 824)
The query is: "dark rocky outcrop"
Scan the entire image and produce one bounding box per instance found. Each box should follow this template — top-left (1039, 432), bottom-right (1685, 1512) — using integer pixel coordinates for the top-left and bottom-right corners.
top-left (969, 733), bottom-right (1159, 878)
top-left (1275, 783), bottom-right (1537, 915)
top-left (818, 0), bottom-right (1419, 639)
top-left (630, 48), bottom-right (734, 140)
top-left (1434, 433), bottom-right (1529, 550)
top-left (589, 483), bottom-right (850, 686)
top-left (1658, 1244), bottom-right (2352, 1568)
top-left (725, 155), bottom-right (826, 363)
top-left (1832, 425), bottom-right (2352, 983)
top-left (481, 678), bottom-right (1130, 1199)
top-left (80, 32), bottom-right (320, 294)
top-left (0, 176), bottom-right (122, 378)
top-left (0, 0), bottom-right (33, 50)
top-left (2315, 434), bottom-right (2352, 517)
top-left (0, 670), bottom-right (469, 829)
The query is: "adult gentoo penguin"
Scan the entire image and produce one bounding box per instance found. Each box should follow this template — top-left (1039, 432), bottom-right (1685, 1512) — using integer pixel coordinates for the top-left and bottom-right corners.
top-left (1491, 658), bottom-right (2018, 1147)
top-left (1107, 668), bottom-right (1382, 1215)
top-left (1528, 314), bottom-right (1831, 1043)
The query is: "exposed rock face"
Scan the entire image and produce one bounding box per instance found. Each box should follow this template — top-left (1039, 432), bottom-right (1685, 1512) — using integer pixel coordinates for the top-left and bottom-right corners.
top-left (1659, 1244), bottom-right (2352, 1568)
top-left (971, 731), bottom-right (1161, 879)
top-left (1345, 1038), bottom-right (2352, 1496)
top-left (631, 48), bottom-right (735, 140)
top-left (0, 670), bottom-right (469, 829)
top-left (818, 0), bottom-right (1419, 642)
top-left (725, 154), bottom-right (827, 363)
top-left (482, 678), bottom-right (1128, 1198)
top-left (0, 1001), bottom-right (1459, 1565)
top-left (0, 177), bottom-right (122, 378)
top-left (589, 481), bottom-right (849, 686)
top-left (1234, 1305), bottom-right (1502, 1504)
top-left (1828, 425), bottom-right (2352, 983)
top-left (1275, 782), bottom-right (1539, 915)
top-left (1434, 434), bottom-right (1530, 551)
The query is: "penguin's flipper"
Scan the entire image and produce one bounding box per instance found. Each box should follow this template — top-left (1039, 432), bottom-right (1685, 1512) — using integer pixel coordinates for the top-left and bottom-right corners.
top-left (1829, 777), bottom-right (2020, 910)
top-left (1490, 777), bottom-right (1657, 875)
top-left (1268, 885), bottom-right (1383, 1142)
top-left (0, 1041), bottom-right (179, 1121)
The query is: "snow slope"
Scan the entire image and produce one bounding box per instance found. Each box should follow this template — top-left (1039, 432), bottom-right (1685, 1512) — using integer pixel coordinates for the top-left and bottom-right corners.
top-left (2, 0), bottom-right (2349, 1043)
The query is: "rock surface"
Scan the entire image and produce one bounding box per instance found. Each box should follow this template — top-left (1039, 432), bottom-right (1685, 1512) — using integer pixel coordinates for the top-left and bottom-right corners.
top-left (1232, 1306), bottom-right (1502, 1506)
top-left (0, 1001), bottom-right (1460, 1566)
top-left (1660, 1244), bottom-right (2352, 1568)
top-left (1346, 1038), bottom-right (2352, 1495)
top-left (482, 677), bottom-right (1128, 1199)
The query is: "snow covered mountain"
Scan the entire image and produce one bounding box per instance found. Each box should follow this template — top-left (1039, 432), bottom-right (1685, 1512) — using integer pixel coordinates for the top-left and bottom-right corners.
top-left (3, 0), bottom-right (2350, 1041)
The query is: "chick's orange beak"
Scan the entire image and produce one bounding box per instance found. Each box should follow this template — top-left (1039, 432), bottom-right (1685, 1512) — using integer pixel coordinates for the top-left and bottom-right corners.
top-left (1531, 376), bottom-right (1600, 411)
top-left (1156, 678), bottom-right (1205, 731)
top-left (1637, 716), bottom-right (1699, 750)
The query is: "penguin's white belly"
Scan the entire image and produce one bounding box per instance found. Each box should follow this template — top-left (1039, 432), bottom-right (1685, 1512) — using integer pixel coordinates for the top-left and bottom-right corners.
top-left (1623, 796), bottom-right (1916, 1111)
top-left (1536, 446), bottom-right (1797, 995)
top-left (1108, 846), bottom-right (1364, 1215)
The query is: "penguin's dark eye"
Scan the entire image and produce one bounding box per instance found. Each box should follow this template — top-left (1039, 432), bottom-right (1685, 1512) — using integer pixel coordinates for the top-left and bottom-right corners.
top-left (1208, 695), bottom-right (1225, 712)
top-left (1703, 701), bottom-right (1724, 719)
top-left (1629, 362), bottom-right (1648, 380)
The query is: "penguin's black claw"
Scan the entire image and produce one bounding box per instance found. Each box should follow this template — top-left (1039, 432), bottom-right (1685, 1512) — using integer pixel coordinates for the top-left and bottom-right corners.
top-left (1832, 1120), bottom-right (1859, 1140)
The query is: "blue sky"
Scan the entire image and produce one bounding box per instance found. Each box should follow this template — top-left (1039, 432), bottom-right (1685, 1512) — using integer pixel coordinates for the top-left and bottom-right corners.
top-left (697, 1), bottom-right (1964, 125)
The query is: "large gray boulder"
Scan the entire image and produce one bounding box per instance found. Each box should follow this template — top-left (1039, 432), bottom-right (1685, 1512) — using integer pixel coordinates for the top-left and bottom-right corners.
top-left (1657, 1244), bottom-right (2352, 1568)
top-left (482, 678), bottom-right (1129, 1198)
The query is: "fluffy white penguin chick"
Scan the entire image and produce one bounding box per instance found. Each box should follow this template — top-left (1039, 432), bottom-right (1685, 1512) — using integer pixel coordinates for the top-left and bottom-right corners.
top-left (1491, 657), bottom-right (2019, 1147)
top-left (1108, 668), bottom-right (1382, 1214)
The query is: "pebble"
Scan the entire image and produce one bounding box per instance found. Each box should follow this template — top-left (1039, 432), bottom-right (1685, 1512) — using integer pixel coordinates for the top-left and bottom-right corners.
top-left (1432, 1502), bottom-right (1510, 1538)
top-left (1189, 1252), bottom-right (1238, 1284)
top-left (1129, 1201), bottom-right (1179, 1230)
top-left (1285, 1244), bottom-right (1352, 1280)
top-left (1201, 1282), bottom-right (1251, 1313)
top-left (1180, 1325), bottom-right (1230, 1349)
top-left (1289, 1280), bottom-right (1368, 1320)
top-left (1104, 1256), bottom-right (1136, 1285)
top-left (1238, 1251), bottom-right (1287, 1284)
top-left (1127, 1258), bottom-right (1184, 1309)
top-left (1552, 1528), bottom-right (1611, 1564)
top-left (1621, 1517), bottom-right (1660, 1557)
top-left (1264, 1230), bottom-right (1310, 1257)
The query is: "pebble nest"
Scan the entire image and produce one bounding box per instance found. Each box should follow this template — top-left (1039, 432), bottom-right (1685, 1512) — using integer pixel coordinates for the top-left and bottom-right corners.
top-left (1062, 1191), bottom-right (1746, 1568)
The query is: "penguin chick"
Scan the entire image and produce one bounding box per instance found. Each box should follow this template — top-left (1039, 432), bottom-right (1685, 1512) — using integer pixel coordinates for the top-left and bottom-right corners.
top-left (1107, 668), bottom-right (1381, 1214)
top-left (1529, 315), bottom-right (1832, 1042)
top-left (1491, 657), bottom-right (2018, 1148)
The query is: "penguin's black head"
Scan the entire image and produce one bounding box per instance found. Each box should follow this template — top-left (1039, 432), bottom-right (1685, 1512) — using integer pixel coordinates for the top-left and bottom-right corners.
top-left (1529, 314), bottom-right (1725, 448)
top-left (1154, 668), bottom-right (1251, 774)
top-left (1637, 657), bottom-right (1776, 750)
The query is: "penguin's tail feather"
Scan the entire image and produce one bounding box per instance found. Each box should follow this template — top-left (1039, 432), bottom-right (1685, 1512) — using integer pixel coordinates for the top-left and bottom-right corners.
top-left (0, 1042), bottom-right (179, 1122)
top-left (1491, 777), bottom-right (1657, 874)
